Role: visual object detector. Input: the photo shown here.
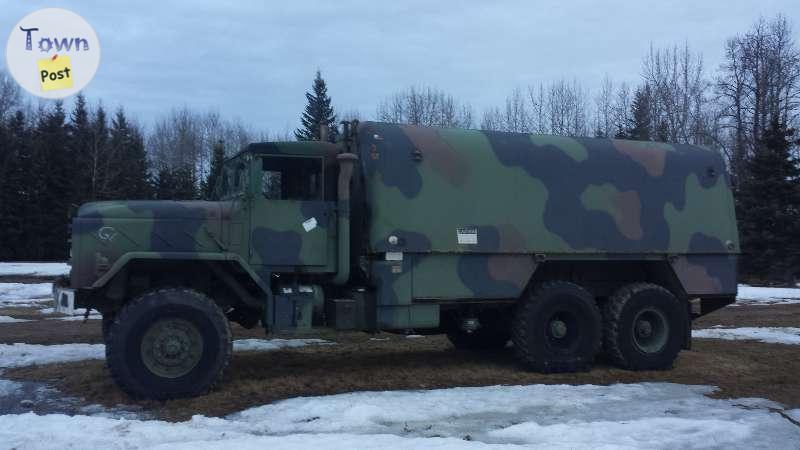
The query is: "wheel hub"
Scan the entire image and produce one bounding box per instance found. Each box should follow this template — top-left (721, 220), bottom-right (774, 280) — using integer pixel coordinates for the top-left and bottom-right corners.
top-left (549, 319), bottom-right (568, 339)
top-left (635, 319), bottom-right (653, 338)
top-left (631, 308), bottom-right (669, 354)
top-left (141, 318), bottom-right (203, 379)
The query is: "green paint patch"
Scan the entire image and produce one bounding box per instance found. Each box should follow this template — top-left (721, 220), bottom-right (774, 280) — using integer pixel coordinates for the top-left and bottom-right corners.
top-left (664, 174), bottom-right (739, 252)
top-left (530, 135), bottom-right (588, 162)
top-left (581, 183), bottom-right (618, 214)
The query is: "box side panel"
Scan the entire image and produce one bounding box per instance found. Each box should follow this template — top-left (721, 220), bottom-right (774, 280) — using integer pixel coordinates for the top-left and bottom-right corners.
top-left (358, 122), bottom-right (739, 258)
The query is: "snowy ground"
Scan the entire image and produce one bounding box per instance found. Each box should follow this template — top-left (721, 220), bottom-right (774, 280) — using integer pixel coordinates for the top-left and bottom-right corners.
top-left (0, 316), bottom-right (31, 323)
top-left (735, 284), bottom-right (800, 306)
top-left (693, 327), bottom-right (800, 345)
top-left (0, 283), bottom-right (52, 307)
top-left (0, 383), bottom-right (798, 449)
top-left (0, 262), bottom-right (69, 277)
top-left (1, 264), bottom-right (799, 448)
top-left (0, 339), bottom-right (333, 369)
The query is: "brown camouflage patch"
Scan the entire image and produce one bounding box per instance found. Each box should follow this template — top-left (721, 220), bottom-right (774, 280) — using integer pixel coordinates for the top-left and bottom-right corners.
top-left (496, 224), bottom-right (528, 252)
top-left (401, 125), bottom-right (470, 187)
top-left (612, 140), bottom-right (669, 177)
top-left (487, 255), bottom-right (537, 289)
top-left (613, 190), bottom-right (644, 240)
top-left (672, 256), bottom-right (724, 295)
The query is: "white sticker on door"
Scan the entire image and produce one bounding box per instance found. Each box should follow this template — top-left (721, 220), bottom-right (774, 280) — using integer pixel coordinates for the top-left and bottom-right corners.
top-left (302, 217), bottom-right (318, 232)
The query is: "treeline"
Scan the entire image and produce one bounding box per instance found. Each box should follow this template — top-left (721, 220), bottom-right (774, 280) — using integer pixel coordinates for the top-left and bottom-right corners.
top-left (0, 15), bottom-right (798, 283)
top-left (0, 85), bottom-right (268, 259)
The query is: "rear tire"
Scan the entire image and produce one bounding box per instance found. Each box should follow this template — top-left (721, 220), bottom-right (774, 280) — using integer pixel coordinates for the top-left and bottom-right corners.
top-left (511, 281), bottom-right (601, 373)
top-left (603, 283), bottom-right (687, 370)
top-left (105, 288), bottom-right (232, 399)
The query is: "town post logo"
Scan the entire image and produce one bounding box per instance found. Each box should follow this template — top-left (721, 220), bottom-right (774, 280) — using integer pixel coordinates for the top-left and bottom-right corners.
top-left (5, 8), bottom-right (100, 99)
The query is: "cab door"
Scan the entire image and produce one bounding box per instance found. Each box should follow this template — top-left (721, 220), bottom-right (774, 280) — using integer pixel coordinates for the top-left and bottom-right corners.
top-left (249, 155), bottom-right (332, 267)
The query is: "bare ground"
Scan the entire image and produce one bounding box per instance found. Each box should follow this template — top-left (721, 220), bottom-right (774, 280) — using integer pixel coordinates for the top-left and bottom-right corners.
top-left (0, 303), bottom-right (798, 421)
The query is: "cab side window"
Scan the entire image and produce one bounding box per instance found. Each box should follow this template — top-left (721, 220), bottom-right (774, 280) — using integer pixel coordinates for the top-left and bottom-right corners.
top-left (261, 156), bottom-right (323, 201)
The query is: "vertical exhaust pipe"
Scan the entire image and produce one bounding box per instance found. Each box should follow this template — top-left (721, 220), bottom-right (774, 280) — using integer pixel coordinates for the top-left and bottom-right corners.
top-left (319, 123), bottom-right (329, 142)
top-left (333, 151), bottom-right (358, 285)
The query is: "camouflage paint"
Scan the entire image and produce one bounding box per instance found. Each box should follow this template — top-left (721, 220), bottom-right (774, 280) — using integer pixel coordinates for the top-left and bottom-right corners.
top-left (359, 121), bottom-right (738, 304)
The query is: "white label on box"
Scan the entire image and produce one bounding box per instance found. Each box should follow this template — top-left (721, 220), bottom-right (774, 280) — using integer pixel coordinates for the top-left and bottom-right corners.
top-left (302, 217), bottom-right (318, 232)
top-left (457, 227), bottom-right (478, 245)
top-left (385, 251), bottom-right (403, 261)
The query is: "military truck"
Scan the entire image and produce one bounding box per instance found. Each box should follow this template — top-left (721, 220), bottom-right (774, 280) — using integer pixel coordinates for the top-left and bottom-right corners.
top-left (53, 121), bottom-right (739, 399)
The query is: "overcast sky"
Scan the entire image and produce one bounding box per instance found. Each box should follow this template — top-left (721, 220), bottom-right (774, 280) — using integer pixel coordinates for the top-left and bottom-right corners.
top-left (3, 1), bottom-right (799, 136)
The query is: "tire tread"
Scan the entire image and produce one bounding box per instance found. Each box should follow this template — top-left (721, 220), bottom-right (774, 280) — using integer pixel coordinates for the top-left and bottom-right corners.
top-left (511, 281), bottom-right (601, 373)
top-left (105, 287), bottom-right (232, 399)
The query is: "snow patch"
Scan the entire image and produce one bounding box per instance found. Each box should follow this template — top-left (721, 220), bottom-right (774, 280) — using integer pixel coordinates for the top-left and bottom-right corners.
top-left (0, 283), bottom-right (52, 306)
top-left (0, 343), bottom-right (105, 368)
top-left (0, 383), bottom-right (798, 449)
top-left (0, 315), bottom-right (31, 323)
top-left (232, 338), bottom-right (332, 352)
top-left (0, 262), bottom-right (69, 277)
top-left (0, 339), bottom-right (332, 368)
top-left (736, 284), bottom-right (800, 306)
top-left (693, 327), bottom-right (800, 345)
top-left (0, 379), bottom-right (24, 397)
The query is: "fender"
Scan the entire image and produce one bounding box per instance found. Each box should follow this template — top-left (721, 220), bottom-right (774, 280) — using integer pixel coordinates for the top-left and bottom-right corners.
top-left (92, 251), bottom-right (272, 308)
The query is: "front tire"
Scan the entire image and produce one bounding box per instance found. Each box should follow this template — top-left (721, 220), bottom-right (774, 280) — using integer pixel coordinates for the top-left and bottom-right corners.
top-left (603, 283), bottom-right (687, 370)
top-left (511, 281), bottom-right (602, 373)
top-left (101, 313), bottom-right (114, 343)
top-left (105, 288), bottom-right (232, 399)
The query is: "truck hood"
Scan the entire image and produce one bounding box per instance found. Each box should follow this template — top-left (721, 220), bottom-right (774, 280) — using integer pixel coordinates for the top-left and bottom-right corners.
top-left (70, 200), bottom-right (238, 289)
top-left (77, 200), bottom-right (233, 220)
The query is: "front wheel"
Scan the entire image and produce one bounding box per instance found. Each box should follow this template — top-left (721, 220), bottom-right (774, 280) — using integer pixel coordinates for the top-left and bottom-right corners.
top-left (105, 288), bottom-right (232, 399)
top-left (603, 283), bottom-right (687, 370)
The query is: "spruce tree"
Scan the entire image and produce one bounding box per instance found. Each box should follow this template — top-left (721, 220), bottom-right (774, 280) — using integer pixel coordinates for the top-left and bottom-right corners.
top-left (32, 102), bottom-right (72, 259)
top-left (203, 140), bottom-right (225, 199)
top-left (294, 70), bottom-right (338, 142)
top-left (628, 85), bottom-right (653, 141)
top-left (90, 104), bottom-right (110, 200)
top-left (0, 116), bottom-right (10, 258)
top-left (154, 165), bottom-right (197, 200)
top-left (4, 111), bottom-right (34, 259)
top-left (68, 94), bottom-right (92, 205)
top-left (736, 118), bottom-right (800, 283)
top-left (109, 108), bottom-right (150, 199)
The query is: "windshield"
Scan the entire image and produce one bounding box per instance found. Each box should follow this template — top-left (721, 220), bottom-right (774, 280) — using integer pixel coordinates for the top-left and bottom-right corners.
top-left (217, 160), bottom-right (247, 199)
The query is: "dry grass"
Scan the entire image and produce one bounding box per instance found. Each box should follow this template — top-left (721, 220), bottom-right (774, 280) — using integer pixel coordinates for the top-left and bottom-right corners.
top-left (2, 304), bottom-right (799, 421)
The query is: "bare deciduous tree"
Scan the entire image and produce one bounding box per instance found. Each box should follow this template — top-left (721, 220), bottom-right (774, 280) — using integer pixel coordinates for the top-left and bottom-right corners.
top-left (593, 76), bottom-right (615, 137)
top-left (148, 108), bottom-right (257, 187)
top-left (642, 43), bottom-right (709, 145)
top-left (377, 86), bottom-right (473, 128)
top-left (0, 69), bottom-right (21, 121)
top-left (546, 79), bottom-right (590, 137)
top-left (716, 14), bottom-right (800, 180)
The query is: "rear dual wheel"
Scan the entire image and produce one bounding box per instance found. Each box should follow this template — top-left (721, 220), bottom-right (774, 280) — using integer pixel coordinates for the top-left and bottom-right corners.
top-left (510, 281), bottom-right (685, 373)
top-left (511, 281), bottom-right (602, 372)
top-left (603, 283), bottom-right (687, 370)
